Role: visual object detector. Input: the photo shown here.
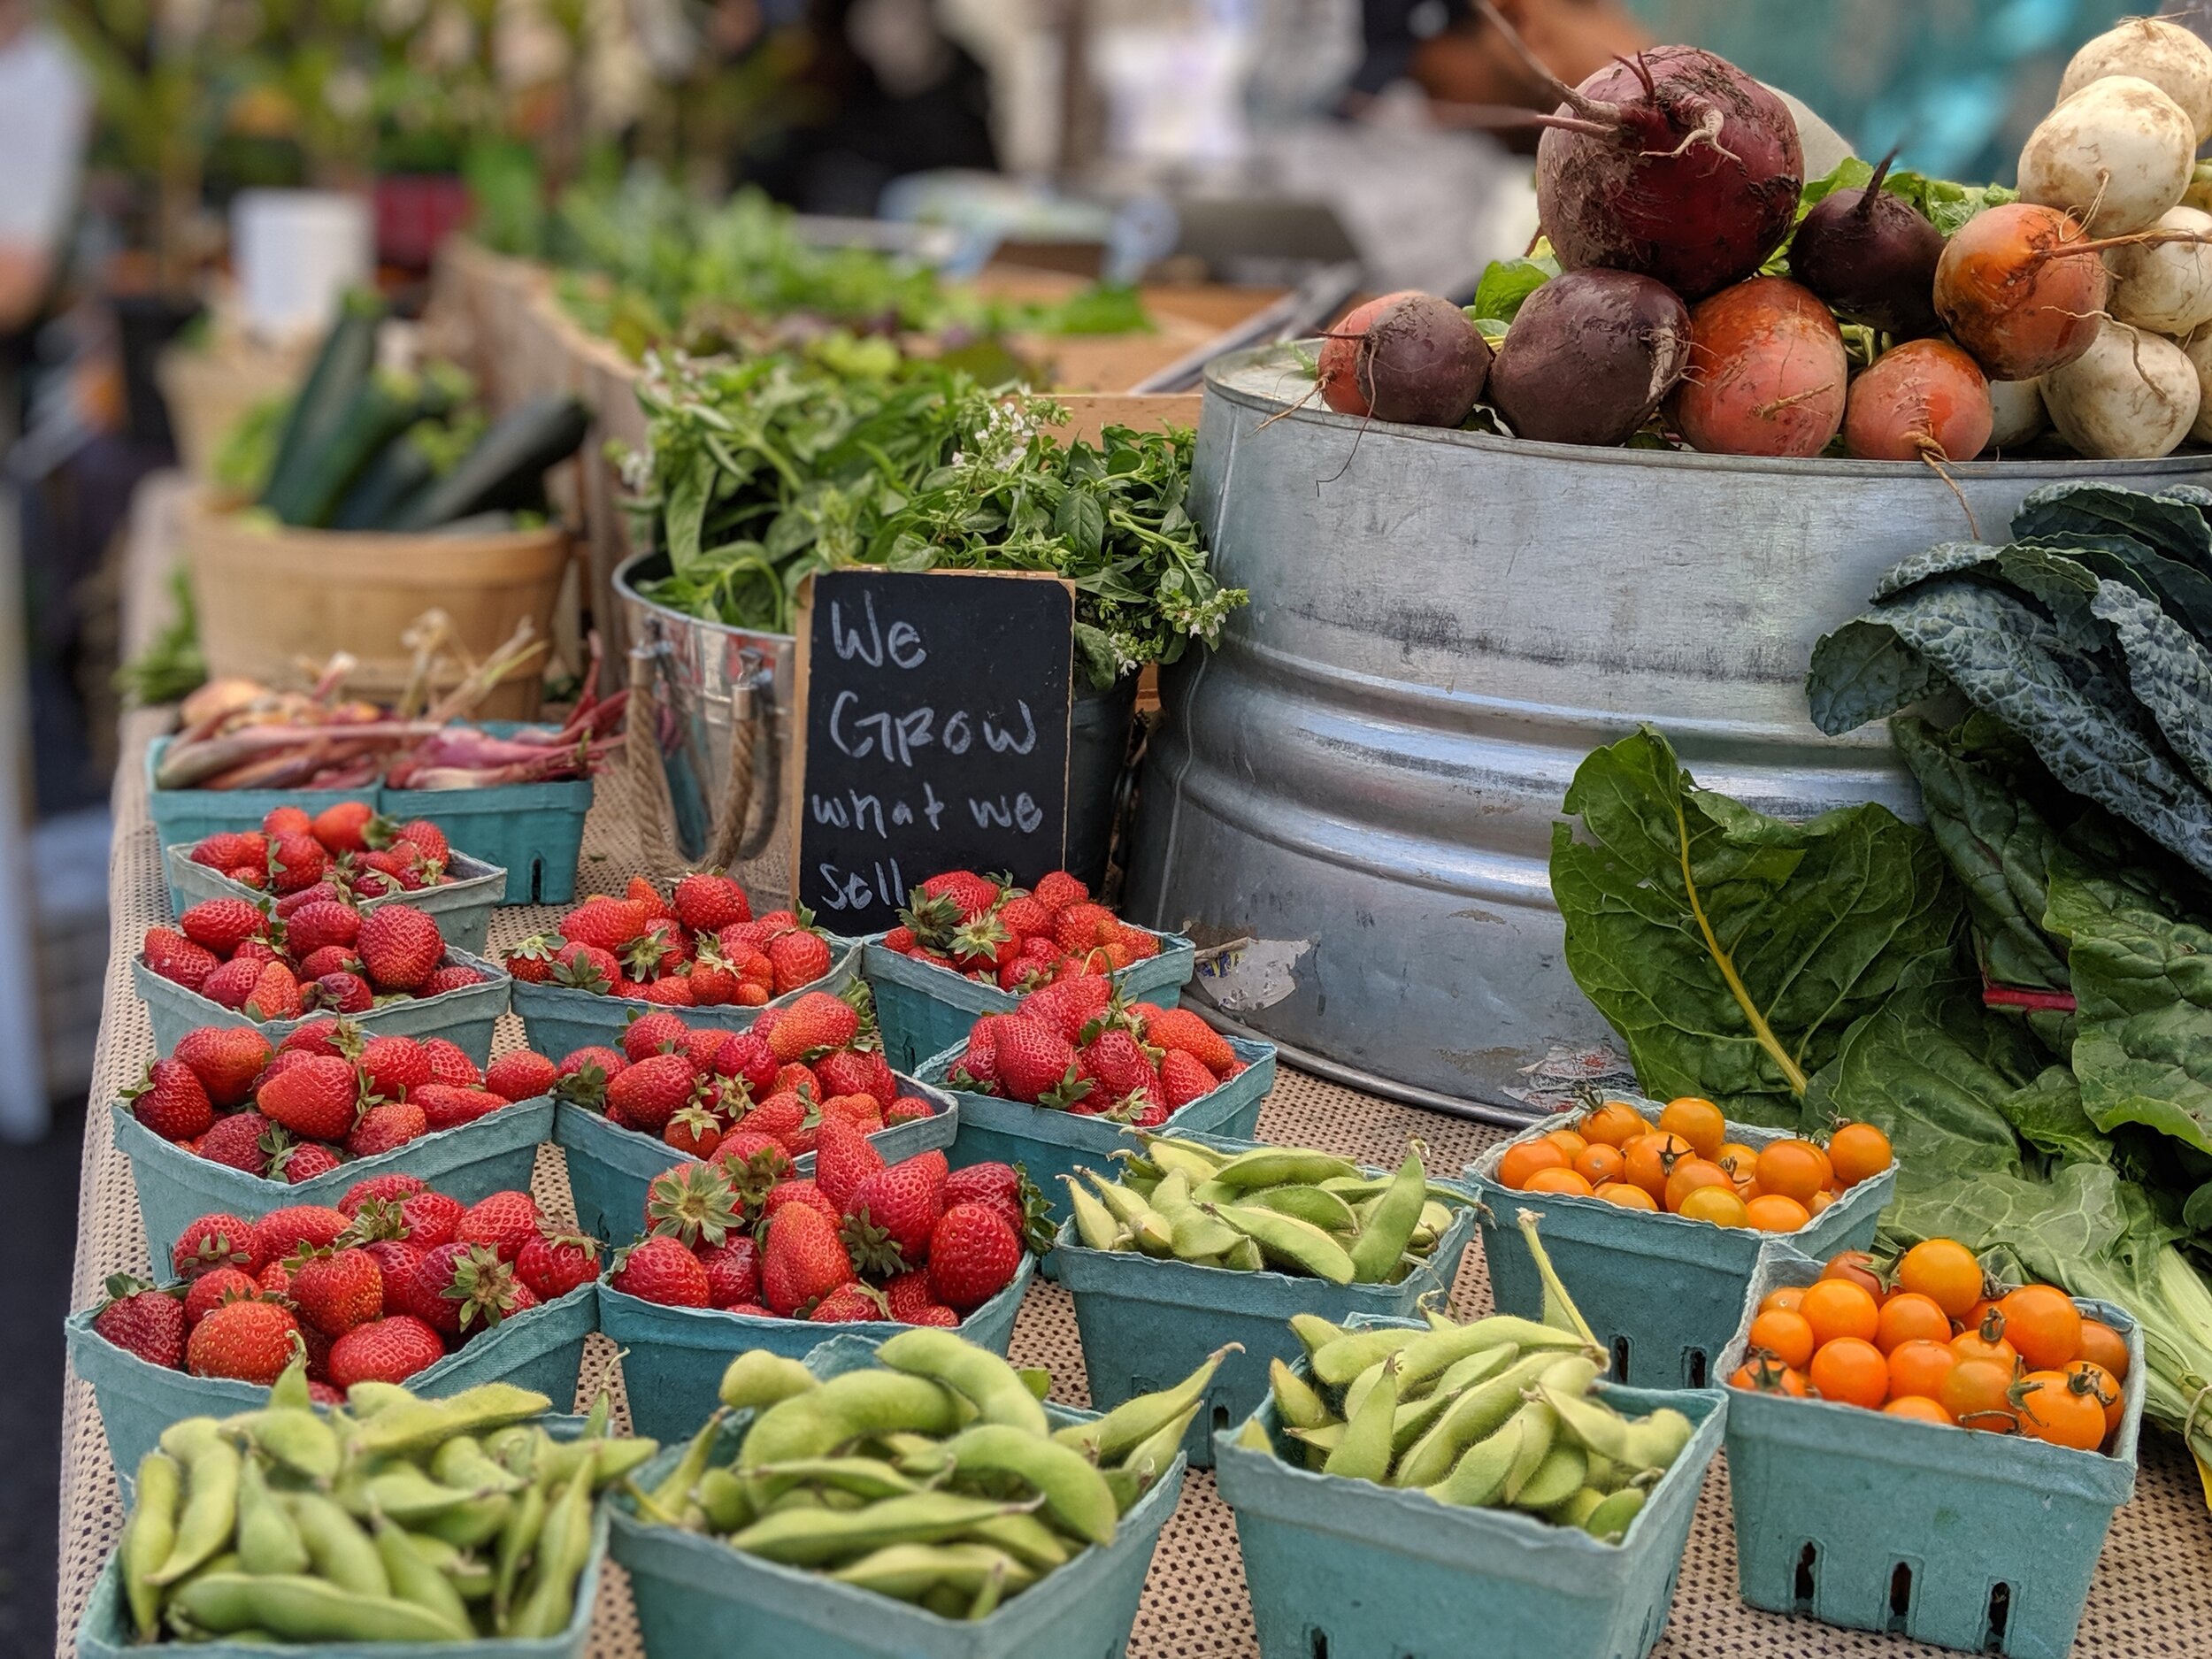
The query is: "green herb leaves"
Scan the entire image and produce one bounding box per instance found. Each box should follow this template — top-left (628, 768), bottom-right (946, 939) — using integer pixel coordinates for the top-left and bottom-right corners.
top-left (1550, 726), bottom-right (1964, 1123)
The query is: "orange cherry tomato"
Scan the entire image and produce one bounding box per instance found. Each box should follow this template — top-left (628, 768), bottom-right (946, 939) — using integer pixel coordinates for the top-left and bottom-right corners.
top-left (1676, 1186), bottom-right (1748, 1227)
top-left (1809, 1337), bottom-right (1890, 1409)
top-left (2015, 1369), bottom-right (2108, 1451)
top-left (2000, 1285), bottom-right (2084, 1371)
top-left (1884, 1394), bottom-right (1954, 1425)
top-left (1820, 1250), bottom-right (1887, 1303)
top-left (1524, 1167), bottom-right (1595, 1197)
top-left (1950, 1309), bottom-right (2019, 1373)
top-left (1886, 1339), bottom-right (1958, 1402)
top-left (1748, 1309), bottom-right (1816, 1371)
top-left (2065, 1360), bottom-right (2124, 1439)
top-left (1744, 1194), bottom-right (1812, 1233)
top-left (1939, 1357), bottom-right (2020, 1432)
top-left (1729, 1355), bottom-right (1808, 1396)
top-left (1498, 1140), bottom-right (1567, 1190)
top-left (1760, 1286), bottom-right (1808, 1315)
top-left (1543, 1128), bottom-right (1591, 1164)
top-left (1663, 1157), bottom-right (1733, 1213)
top-left (1801, 1279), bottom-right (1880, 1348)
top-left (1715, 1142), bottom-right (1760, 1184)
top-left (1827, 1121), bottom-right (1893, 1187)
top-left (1755, 1139), bottom-right (1832, 1205)
top-left (1579, 1101), bottom-right (1649, 1147)
top-left (1658, 1096), bottom-right (1726, 1159)
top-left (1574, 1143), bottom-right (1625, 1187)
top-left (1621, 1133), bottom-right (1693, 1200)
top-left (2077, 1319), bottom-right (2130, 1382)
top-left (1594, 1181), bottom-right (1658, 1210)
top-left (1897, 1239), bottom-right (1985, 1319)
top-left (1807, 1190), bottom-right (1838, 1216)
top-left (1875, 1293), bottom-right (1953, 1355)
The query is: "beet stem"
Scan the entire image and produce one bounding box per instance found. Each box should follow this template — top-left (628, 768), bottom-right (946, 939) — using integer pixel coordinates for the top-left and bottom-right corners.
top-left (1615, 51), bottom-right (1658, 103)
top-left (1470, 0), bottom-right (1617, 122)
top-left (1859, 149), bottom-right (1899, 216)
top-left (1450, 104), bottom-right (1619, 138)
top-left (2028, 227), bottom-right (2212, 263)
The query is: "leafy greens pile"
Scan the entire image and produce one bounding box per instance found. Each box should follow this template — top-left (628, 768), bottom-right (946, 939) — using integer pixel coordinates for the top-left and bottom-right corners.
top-left (625, 336), bottom-right (1244, 687)
top-left (1554, 483), bottom-right (2212, 1470)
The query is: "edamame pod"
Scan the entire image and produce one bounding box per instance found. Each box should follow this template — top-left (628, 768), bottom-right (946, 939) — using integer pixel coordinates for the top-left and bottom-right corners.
top-left (373, 1516), bottom-right (475, 1637)
top-left (1240, 1185), bottom-right (1360, 1233)
top-left (741, 1372), bottom-right (964, 1470)
top-left (1170, 1206), bottom-right (1246, 1261)
top-left (1088, 1174), bottom-right (1160, 1231)
top-left (1287, 1424), bottom-right (1341, 1470)
top-left (1618, 1407), bottom-right (1694, 1473)
top-left (414, 1494), bottom-right (512, 1550)
top-left (720, 1349), bottom-right (819, 1412)
top-left (1517, 1210), bottom-right (1600, 1347)
top-left (963, 1510), bottom-right (1072, 1571)
top-left (731, 1492), bottom-right (1027, 1565)
top-left (1548, 1486), bottom-right (1606, 1528)
top-left (829, 1542), bottom-right (1034, 1602)
top-left (159, 1418), bottom-right (222, 1462)
top-left (122, 1450), bottom-right (180, 1640)
top-left (944, 1425), bottom-right (1118, 1546)
top-left (1323, 1355), bottom-right (1398, 1483)
top-left (1223, 1238), bottom-right (1265, 1271)
top-left (340, 1465), bottom-right (493, 1524)
top-left (1502, 1402), bottom-right (1558, 1502)
top-left (1209, 1148), bottom-right (1362, 1189)
top-left (745, 1456), bottom-right (921, 1504)
top-left (233, 1408), bottom-right (341, 1483)
top-left (491, 1475), bottom-right (547, 1620)
top-left (1540, 1353), bottom-right (1602, 1397)
top-left (878, 1330), bottom-right (1048, 1436)
top-left (1392, 1352), bottom-right (1569, 1488)
top-left (433, 1434), bottom-right (525, 1494)
top-left (1584, 1486), bottom-right (1647, 1543)
top-left (288, 1491), bottom-right (390, 1597)
top-left (1422, 1410), bottom-right (1528, 1508)
top-left (1268, 1359), bottom-right (1333, 1431)
top-left (1211, 1204), bottom-right (1356, 1283)
top-left (1052, 1346), bottom-right (1237, 1465)
top-left (1289, 1315), bottom-right (1347, 1360)
top-left (1540, 1383), bottom-right (1633, 1463)
top-left (1309, 1327), bottom-right (1417, 1388)
top-left (1115, 1403), bottom-right (1200, 1484)
top-left (1138, 1138), bottom-right (1228, 1179)
top-left (169, 1573), bottom-right (466, 1643)
top-left (965, 1557), bottom-right (1010, 1622)
top-left (1233, 1418), bottom-right (1276, 1457)
top-left (1062, 1176), bottom-right (1124, 1251)
top-left (696, 1467), bottom-right (754, 1533)
top-left (267, 1357), bottom-right (311, 1412)
top-left (346, 1381), bottom-right (414, 1417)
top-left (350, 1385), bottom-right (550, 1459)
top-left (150, 1440), bottom-right (241, 1586)
top-left (507, 1463), bottom-right (592, 1639)
top-left (234, 1456), bottom-right (310, 1577)
top-left (1511, 1442), bottom-right (1586, 1511)
top-left (1348, 1143), bottom-right (1428, 1283)
top-left (647, 1409), bottom-right (728, 1517)
top-left (1392, 1314), bottom-right (1585, 1391)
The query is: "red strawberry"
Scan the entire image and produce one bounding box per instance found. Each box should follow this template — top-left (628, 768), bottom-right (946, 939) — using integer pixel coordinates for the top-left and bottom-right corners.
top-left (633, 976), bottom-right (695, 1006)
top-left (257, 1055), bottom-right (360, 1141)
top-left (558, 898), bottom-right (651, 952)
top-left (360, 1237), bottom-right (424, 1294)
top-left (289, 1248), bottom-right (384, 1336)
top-left (182, 1265), bottom-right (261, 1330)
top-left (1138, 1006), bottom-right (1237, 1074)
top-left (389, 818), bottom-right (449, 869)
top-left (995, 895), bottom-right (1052, 941)
top-left (919, 872), bottom-right (1003, 923)
top-left (712, 1031), bottom-right (779, 1096)
top-left (279, 1018), bottom-right (349, 1056)
top-left (232, 939), bottom-right (285, 967)
top-left (810, 1283), bottom-right (890, 1323)
top-left (926, 1203), bottom-right (1022, 1310)
top-left (680, 946), bottom-right (739, 1007)
top-left (419, 965), bottom-right (488, 997)
top-left (310, 970), bottom-right (373, 1013)
top-left (885, 1270), bottom-right (960, 1327)
top-left (763, 1178), bottom-right (840, 1226)
top-left (347, 1101), bottom-right (427, 1157)
top-left (186, 1299), bottom-right (301, 1384)
top-left (125, 1058), bottom-right (214, 1142)
top-left (268, 831), bottom-right (330, 895)
top-left (1053, 902), bottom-right (1119, 956)
top-left (607, 1053), bottom-right (700, 1133)
top-left (623, 1010), bottom-right (692, 1062)
top-left (273, 881), bottom-right (342, 918)
top-left (885, 1097), bottom-right (935, 1127)
top-left (422, 1039), bottom-right (482, 1089)
top-left (697, 1236), bottom-right (760, 1308)
top-left (142, 927), bottom-right (221, 992)
top-left (484, 1051), bottom-right (558, 1102)
top-left (644, 1162), bottom-right (741, 1247)
top-left (455, 1191), bottom-right (541, 1263)
top-left (663, 1104), bottom-right (725, 1160)
top-left (815, 1048), bottom-right (897, 1109)
top-left (948, 1020), bottom-right (999, 1094)
top-left (395, 1242), bottom-right (474, 1334)
top-left (551, 1047), bottom-right (626, 1110)
top-left (173, 1025), bottom-right (274, 1108)
top-left (1159, 1048), bottom-right (1217, 1110)
top-left (197, 956), bottom-right (263, 1010)
top-left (844, 1157), bottom-right (947, 1269)
top-left (253, 1204), bottom-right (349, 1262)
top-left (273, 1140), bottom-right (343, 1183)
top-left (673, 872), bottom-right (751, 931)
top-left (310, 802), bottom-right (381, 854)
top-left (412, 1084), bottom-right (503, 1131)
top-left (711, 1131), bottom-right (795, 1195)
top-left (987, 1017), bottom-right (1082, 1106)
top-left (283, 900), bottom-right (360, 959)
top-left (257, 1259), bottom-right (291, 1297)
top-left (760, 1203), bottom-right (855, 1316)
top-left (241, 960), bottom-right (303, 1020)
top-left (357, 1036), bottom-right (431, 1102)
top-left (355, 908), bottom-right (442, 994)
top-left (624, 876), bottom-right (674, 920)
top-left (339, 1172), bottom-right (427, 1217)
top-left (550, 941), bottom-right (619, 995)
top-left (517, 1232), bottom-right (600, 1301)
top-left (819, 1092), bottom-right (884, 1133)
top-left (1031, 871), bottom-right (1088, 912)
top-left (196, 1110), bottom-right (274, 1175)
top-left (327, 1315), bottom-right (443, 1387)
top-left (94, 1274), bottom-right (187, 1366)
top-left (1018, 974), bottom-right (1113, 1043)
top-left (812, 1118), bottom-right (885, 1211)
top-left (397, 1190), bottom-right (464, 1248)
top-left (941, 1164), bottom-right (1038, 1245)
top-left (179, 898), bottom-right (267, 957)
top-left (190, 831), bottom-right (267, 871)
top-left (611, 1235), bottom-right (711, 1307)
top-left (765, 926), bottom-right (833, 995)
top-left (298, 946), bottom-right (359, 980)
top-left (503, 935), bottom-right (560, 984)
top-left (265, 806), bottom-right (311, 835)
top-left (766, 992), bottom-right (859, 1064)
top-left (741, 1090), bottom-right (812, 1150)
top-left (1077, 1029), bottom-right (1162, 1108)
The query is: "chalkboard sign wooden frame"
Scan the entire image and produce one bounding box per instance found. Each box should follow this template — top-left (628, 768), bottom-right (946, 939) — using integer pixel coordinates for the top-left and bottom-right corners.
top-left (788, 569), bottom-right (1078, 936)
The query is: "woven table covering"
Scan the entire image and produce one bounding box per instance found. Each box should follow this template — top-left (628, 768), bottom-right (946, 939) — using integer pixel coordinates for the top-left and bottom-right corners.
top-left (56, 711), bottom-right (2212, 1658)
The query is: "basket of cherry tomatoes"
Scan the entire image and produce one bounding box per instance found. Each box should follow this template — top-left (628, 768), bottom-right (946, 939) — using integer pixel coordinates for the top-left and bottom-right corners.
top-left (1462, 1096), bottom-right (1896, 1388)
top-left (1714, 1242), bottom-right (2143, 1657)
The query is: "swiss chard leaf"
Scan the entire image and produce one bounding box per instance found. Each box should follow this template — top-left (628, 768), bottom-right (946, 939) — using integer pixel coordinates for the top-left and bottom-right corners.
top-left (1551, 726), bottom-right (1964, 1125)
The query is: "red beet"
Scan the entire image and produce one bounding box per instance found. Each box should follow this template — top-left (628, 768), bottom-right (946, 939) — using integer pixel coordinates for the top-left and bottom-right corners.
top-left (1487, 269), bottom-right (1691, 446)
top-left (1533, 46), bottom-right (1804, 300)
top-left (1321, 293), bottom-right (1492, 428)
top-left (1788, 153), bottom-right (1947, 338)
top-left (1318, 291), bottom-right (1419, 416)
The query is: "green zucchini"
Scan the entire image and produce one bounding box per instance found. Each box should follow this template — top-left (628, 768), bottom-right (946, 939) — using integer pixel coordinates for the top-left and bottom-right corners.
top-left (258, 291), bottom-right (385, 515)
top-left (268, 369), bottom-right (454, 528)
top-left (386, 395), bottom-right (588, 531)
top-left (330, 424), bottom-right (438, 530)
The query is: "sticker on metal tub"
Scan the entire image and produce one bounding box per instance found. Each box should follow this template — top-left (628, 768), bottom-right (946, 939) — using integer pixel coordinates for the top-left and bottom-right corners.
top-left (1196, 936), bottom-right (1311, 1012)
top-left (1502, 1042), bottom-right (1638, 1112)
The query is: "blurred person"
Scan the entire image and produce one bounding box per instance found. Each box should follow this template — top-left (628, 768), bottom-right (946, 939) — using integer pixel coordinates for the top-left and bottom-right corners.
top-left (1353, 0), bottom-right (1650, 137)
top-left (0, 0), bottom-right (87, 434)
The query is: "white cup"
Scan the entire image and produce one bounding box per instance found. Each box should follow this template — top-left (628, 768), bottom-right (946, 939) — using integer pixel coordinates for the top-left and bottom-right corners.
top-left (231, 189), bottom-right (374, 342)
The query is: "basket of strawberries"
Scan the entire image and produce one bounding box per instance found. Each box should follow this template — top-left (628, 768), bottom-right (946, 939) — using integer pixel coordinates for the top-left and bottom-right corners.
top-left (595, 1141), bottom-right (1046, 1441)
top-left (862, 867), bottom-right (1196, 1071)
top-left (66, 1175), bottom-right (601, 1474)
top-left (504, 873), bottom-right (856, 1059)
top-left (165, 799), bottom-right (507, 953)
top-left (548, 989), bottom-right (956, 1248)
top-left (111, 1021), bottom-right (560, 1265)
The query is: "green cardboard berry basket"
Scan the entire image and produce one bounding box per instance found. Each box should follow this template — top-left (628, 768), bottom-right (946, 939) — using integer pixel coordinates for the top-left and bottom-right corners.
top-left (76, 1499), bottom-right (609, 1658)
top-left (1715, 1244), bottom-right (2144, 1658)
top-left (916, 1035), bottom-right (1276, 1245)
top-left (609, 1333), bottom-right (1186, 1659)
top-left (551, 1071), bottom-right (958, 1248)
top-left (1462, 1110), bottom-right (1893, 1388)
top-left (1212, 1320), bottom-right (1727, 1659)
top-left (144, 739), bottom-right (366, 864)
top-left (862, 928), bottom-right (1197, 1072)
top-left (133, 947), bottom-right (511, 1064)
top-left (67, 1280), bottom-right (598, 1479)
top-left (111, 1094), bottom-right (555, 1270)
top-left (596, 1249), bottom-right (1037, 1442)
top-left (165, 841), bottom-right (510, 955)
top-left (1052, 1133), bottom-right (1477, 1469)
top-left (510, 937), bottom-right (861, 1064)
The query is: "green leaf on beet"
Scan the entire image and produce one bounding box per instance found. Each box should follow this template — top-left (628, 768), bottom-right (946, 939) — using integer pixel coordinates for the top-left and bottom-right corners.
top-left (1468, 257), bottom-right (1558, 328)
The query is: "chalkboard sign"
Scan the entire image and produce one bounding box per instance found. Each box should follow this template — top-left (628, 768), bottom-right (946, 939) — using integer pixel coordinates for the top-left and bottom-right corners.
top-left (792, 569), bottom-right (1075, 935)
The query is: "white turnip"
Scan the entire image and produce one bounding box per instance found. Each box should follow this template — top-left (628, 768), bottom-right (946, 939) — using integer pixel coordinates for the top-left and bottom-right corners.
top-left (2108, 205), bottom-right (2212, 334)
top-left (2059, 17), bottom-right (2212, 144)
top-left (1843, 340), bottom-right (1993, 463)
top-left (1668, 276), bottom-right (1847, 457)
top-left (1320, 292), bottom-right (1492, 428)
top-left (1786, 152), bottom-right (1946, 338)
top-left (2018, 75), bottom-right (2193, 236)
top-left (1934, 203), bottom-right (2110, 381)
top-left (2041, 319), bottom-right (2200, 458)
top-left (1317, 291), bottom-right (1419, 416)
top-left (1486, 270), bottom-right (1691, 446)
top-left (2179, 326), bottom-right (2212, 442)
top-left (1985, 379), bottom-right (2047, 450)
top-left (1528, 44), bottom-right (1802, 300)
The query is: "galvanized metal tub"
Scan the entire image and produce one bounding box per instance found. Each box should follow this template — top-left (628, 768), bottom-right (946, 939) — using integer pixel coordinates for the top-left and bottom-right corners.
top-left (615, 551), bottom-right (1136, 905)
top-left (1125, 345), bottom-right (2212, 1118)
